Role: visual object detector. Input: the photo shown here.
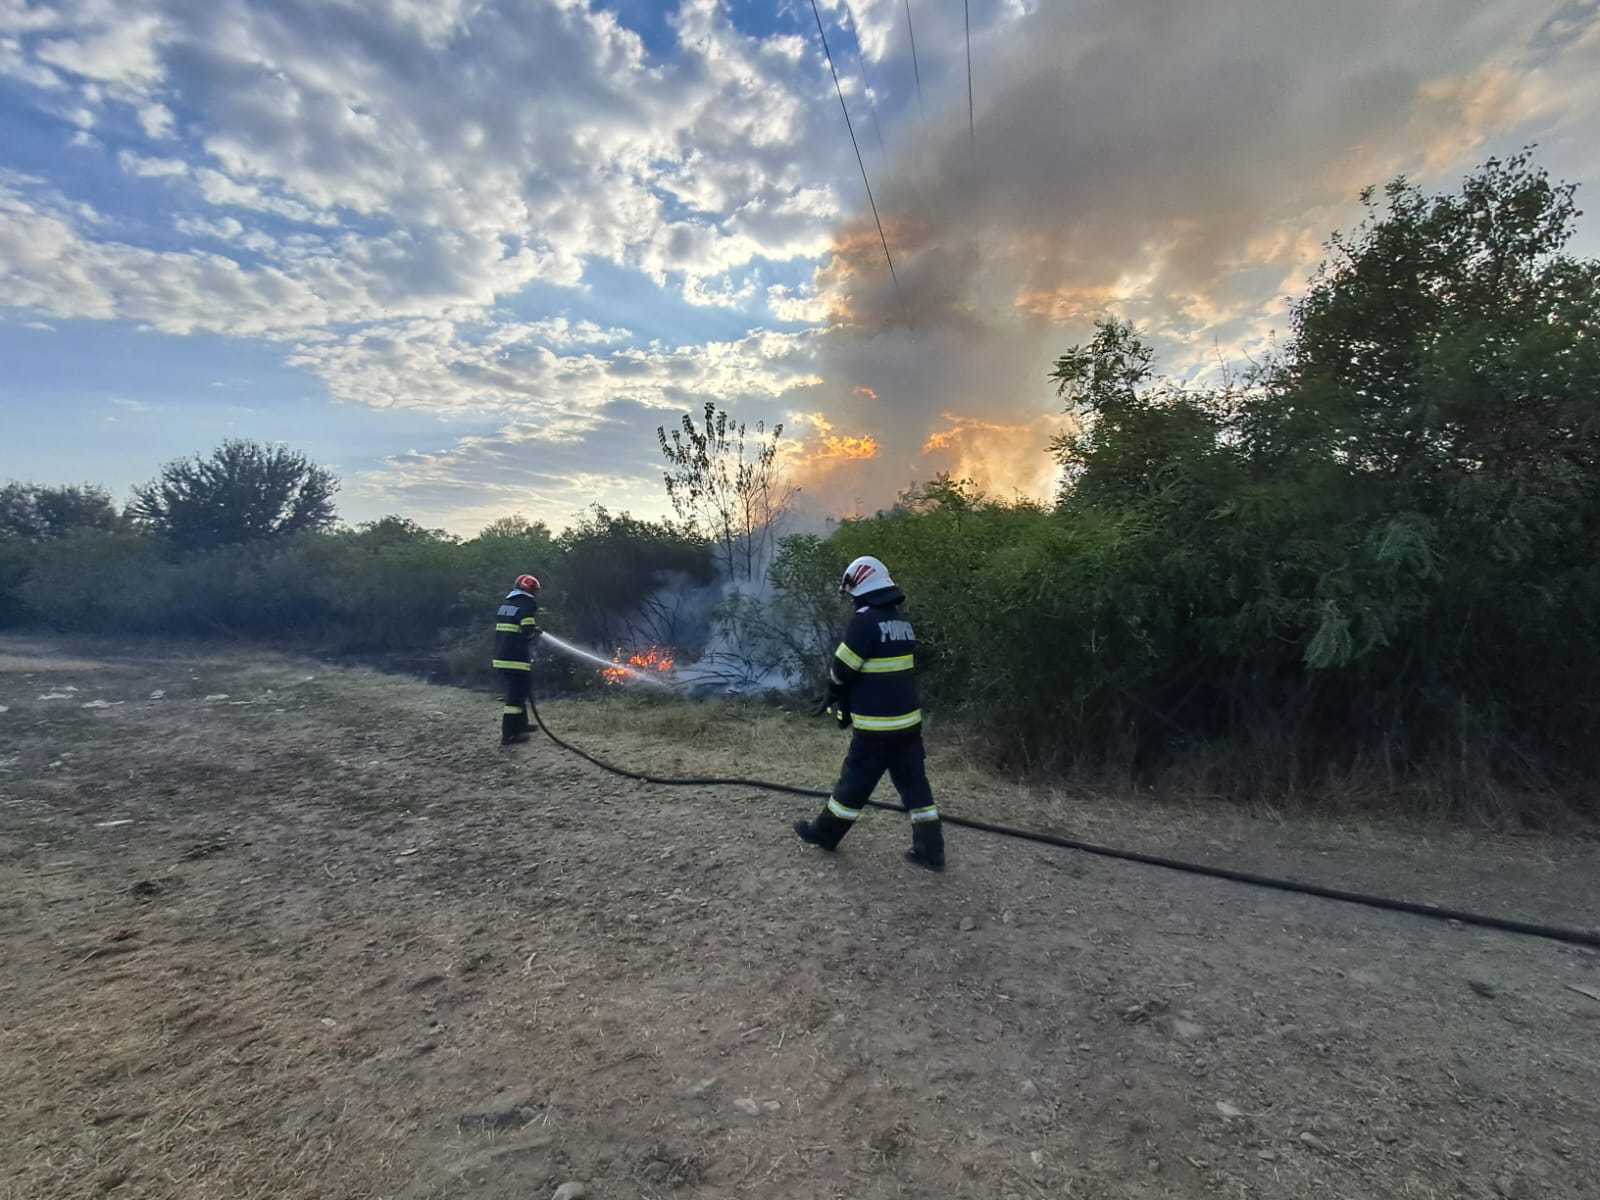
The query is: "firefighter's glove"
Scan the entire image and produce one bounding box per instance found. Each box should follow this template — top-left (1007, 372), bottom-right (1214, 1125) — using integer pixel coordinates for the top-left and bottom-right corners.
top-left (827, 703), bottom-right (853, 731)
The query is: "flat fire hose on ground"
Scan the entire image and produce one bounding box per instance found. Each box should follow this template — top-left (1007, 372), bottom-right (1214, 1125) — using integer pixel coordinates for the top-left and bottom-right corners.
top-left (523, 686), bottom-right (1600, 952)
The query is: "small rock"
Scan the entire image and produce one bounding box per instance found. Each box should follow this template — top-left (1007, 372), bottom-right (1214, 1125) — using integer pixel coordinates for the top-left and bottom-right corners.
top-left (1376, 1130), bottom-right (1400, 1144)
top-left (684, 1077), bottom-right (717, 1099)
top-left (149, 690), bottom-right (165, 699)
top-left (1076, 1043), bottom-right (1092, 1052)
top-left (1001, 910), bottom-right (1015, 926)
top-left (319, 1017), bottom-right (337, 1027)
top-left (203, 693), bottom-right (230, 702)
top-left (763, 1100), bottom-right (781, 1112)
top-left (732, 1098), bottom-right (762, 1116)
top-left (1216, 1101), bottom-right (1243, 1120)
top-left (959, 917), bottom-right (977, 932)
top-left (459, 1089), bottom-right (535, 1132)
top-left (1258, 1150), bottom-right (1279, 1162)
top-left (1019, 1079), bottom-right (1040, 1100)
top-left (641, 1161), bottom-right (670, 1183)
top-left (1468, 980), bottom-right (1498, 999)
top-left (1146, 1157), bottom-right (1161, 1173)
top-left (1173, 1019), bottom-right (1205, 1042)
top-left (552, 1184), bottom-right (587, 1200)
top-left (407, 973), bottom-right (446, 992)
top-left (1299, 1132), bottom-right (1327, 1152)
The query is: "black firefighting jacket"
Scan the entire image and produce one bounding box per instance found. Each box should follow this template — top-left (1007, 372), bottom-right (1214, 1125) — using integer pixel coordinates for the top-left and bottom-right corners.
top-left (492, 590), bottom-right (541, 670)
top-left (828, 585), bottom-right (921, 735)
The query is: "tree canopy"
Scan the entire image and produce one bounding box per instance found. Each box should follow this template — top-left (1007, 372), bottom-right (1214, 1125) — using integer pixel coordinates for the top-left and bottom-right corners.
top-left (129, 439), bottom-right (339, 553)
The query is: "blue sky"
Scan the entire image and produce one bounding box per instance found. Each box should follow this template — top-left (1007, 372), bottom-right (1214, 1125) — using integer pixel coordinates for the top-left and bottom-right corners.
top-left (2, 0), bottom-right (1598, 533)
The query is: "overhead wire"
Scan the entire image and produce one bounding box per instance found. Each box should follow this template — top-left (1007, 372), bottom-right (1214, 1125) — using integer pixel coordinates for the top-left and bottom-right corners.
top-left (963, 0), bottom-right (975, 158)
top-left (807, 0), bottom-right (901, 300)
top-left (839, 1), bottom-right (889, 166)
top-left (904, 0), bottom-right (925, 124)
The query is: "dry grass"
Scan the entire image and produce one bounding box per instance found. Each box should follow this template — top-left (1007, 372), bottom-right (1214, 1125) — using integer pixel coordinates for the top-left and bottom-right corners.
top-left (535, 693), bottom-right (1492, 857)
top-left (3, 642), bottom-right (1598, 1200)
top-left (535, 692), bottom-right (1091, 831)
top-left (0, 651), bottom-right (116, 673)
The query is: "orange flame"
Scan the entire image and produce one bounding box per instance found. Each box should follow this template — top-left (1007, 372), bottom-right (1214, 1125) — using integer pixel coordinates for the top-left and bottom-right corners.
top-left (602, 645), bottom-right (677, 684)
top-left (821, 434), bottom-right (880, 460)
top-left (853, 385), bottom-right (879, 400)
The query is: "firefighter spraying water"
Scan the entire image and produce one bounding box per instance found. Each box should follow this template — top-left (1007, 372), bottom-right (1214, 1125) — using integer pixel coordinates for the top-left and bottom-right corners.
top-left (492, 576), bottom-right (674, 746)
top-left (492, 574), bottom-right (544, 745)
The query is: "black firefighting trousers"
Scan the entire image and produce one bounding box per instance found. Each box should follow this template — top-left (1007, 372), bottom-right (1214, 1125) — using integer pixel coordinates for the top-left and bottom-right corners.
top-left (804, 728), bottom-right (944, 858)
top-left (499, 667), bottom-right (532, 743)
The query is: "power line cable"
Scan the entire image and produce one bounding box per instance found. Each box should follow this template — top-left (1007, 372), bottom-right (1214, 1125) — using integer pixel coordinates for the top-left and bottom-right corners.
top-left (964, 0), bottom-right (975, 157)
top-left (904, 0), bottom-right (925, 123)
top-left (839, 1), bottom-right (889, 165)
top-left (807, 0), bottom-right (901, 300)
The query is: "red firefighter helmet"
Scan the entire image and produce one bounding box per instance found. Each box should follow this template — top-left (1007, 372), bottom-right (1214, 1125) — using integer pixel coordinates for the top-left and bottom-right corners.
top-left (513, 573), bottom-right (541, 595)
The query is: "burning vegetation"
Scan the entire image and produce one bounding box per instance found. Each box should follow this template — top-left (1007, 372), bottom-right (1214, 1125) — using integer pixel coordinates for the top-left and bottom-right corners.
top-left (602, 645), bottom-right (677, 685)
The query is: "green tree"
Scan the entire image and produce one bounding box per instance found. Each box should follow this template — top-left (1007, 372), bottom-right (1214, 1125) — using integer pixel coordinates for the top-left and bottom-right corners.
top-left (657, 402), bottom-right (794, 581)
top-left (0, 481), bottom-right (123, 541)
top-left (556, 507), bottom-right (714, 648)
top-left (1024, 150), bottom-right (1600, 804)
top-left (349, 515), bottom-right (457, 549)
top-left (129, 439), bottom-right (338, 554)
top-left (477, 514), bottom-right (552, 542)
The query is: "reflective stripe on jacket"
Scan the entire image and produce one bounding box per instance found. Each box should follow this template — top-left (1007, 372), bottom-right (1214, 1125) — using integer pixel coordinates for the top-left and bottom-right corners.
top-left (830, 586), bottom-right (920, 735)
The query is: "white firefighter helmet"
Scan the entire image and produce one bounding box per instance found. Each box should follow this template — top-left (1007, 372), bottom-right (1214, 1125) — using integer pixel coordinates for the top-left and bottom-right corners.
top-left (840, 554), bottom-right (895, 598)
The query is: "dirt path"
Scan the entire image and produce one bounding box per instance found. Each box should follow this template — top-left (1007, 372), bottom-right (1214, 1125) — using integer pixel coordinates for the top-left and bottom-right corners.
top-left (2, 641), bottom-right (1597, 1200)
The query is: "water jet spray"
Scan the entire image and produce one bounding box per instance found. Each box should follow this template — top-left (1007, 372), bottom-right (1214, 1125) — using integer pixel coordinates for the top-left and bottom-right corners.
top-left (540, 633), bottom-right (673, 689)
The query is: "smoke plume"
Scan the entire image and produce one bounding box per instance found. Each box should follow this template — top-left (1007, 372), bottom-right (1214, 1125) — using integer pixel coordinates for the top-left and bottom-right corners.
top-left (787, 0), bottom-right (1597, 512)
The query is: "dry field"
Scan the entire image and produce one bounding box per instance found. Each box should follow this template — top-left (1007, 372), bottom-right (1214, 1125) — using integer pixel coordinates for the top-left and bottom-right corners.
top-left (2, 639), bottom-right (1597, 1200)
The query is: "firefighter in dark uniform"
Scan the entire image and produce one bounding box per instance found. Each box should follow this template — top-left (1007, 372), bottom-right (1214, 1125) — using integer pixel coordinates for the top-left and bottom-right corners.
top-left (493, 573), bottom-right (543, 745)
top-left (793, 555), bottom-right (945, 871)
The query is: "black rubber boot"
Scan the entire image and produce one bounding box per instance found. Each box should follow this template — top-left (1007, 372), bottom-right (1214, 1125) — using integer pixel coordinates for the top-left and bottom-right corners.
top-left (501, 711), bottom-right (529, 745)
top-left (794, 807), bottom-right (855, 851)
top-left (906, 821), bottom-right (946, 872)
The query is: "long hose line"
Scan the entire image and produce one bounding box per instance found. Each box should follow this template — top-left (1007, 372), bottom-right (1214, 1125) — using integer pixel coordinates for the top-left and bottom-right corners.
top-left (524, 687), bottom-right (1600, 951)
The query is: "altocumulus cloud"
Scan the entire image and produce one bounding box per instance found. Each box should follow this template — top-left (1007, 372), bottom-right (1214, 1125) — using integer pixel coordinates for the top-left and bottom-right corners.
top-left (1, 0), bottom-right (1597, 529)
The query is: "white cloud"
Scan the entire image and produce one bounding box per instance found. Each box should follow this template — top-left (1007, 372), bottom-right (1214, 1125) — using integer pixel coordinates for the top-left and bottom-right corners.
top-left (35, 10), bottom-right (166, 87)
top-left (1, 0), bottom-right (1598, 526)
top-left (0, 0), bottom-right (65, 35)
top-left (118, 150), bottom-right (185, 177)
top-left (137, 101), bottom-right (174, 139)
top-left (173, 214), bottom-right (244, 241)
top-left (767, 282), bottom-right (831, 324)
top-left (0, 34), bottom-right (63, 88)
